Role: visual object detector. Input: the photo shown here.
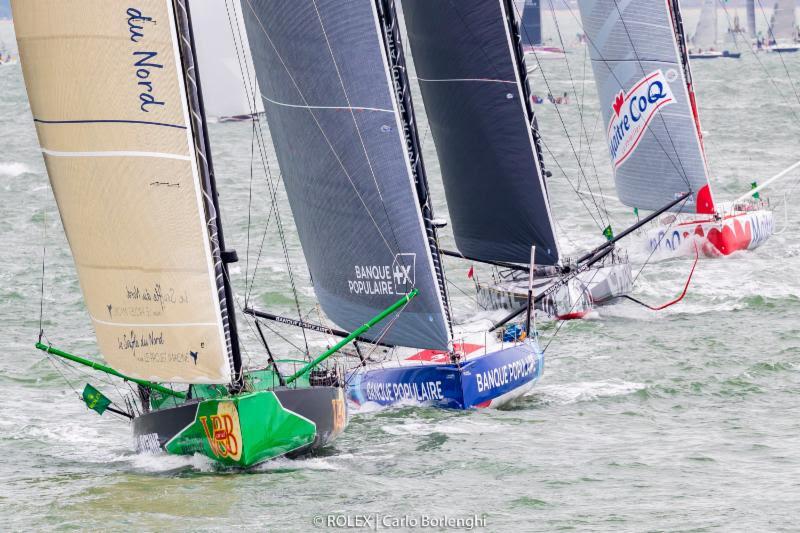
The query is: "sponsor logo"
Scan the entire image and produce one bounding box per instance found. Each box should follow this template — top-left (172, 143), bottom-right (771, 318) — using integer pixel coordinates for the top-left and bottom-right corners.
top-left (608, 70), bottom-right (676, 168)
top-left (199, 402), bottom-right (242, 460)
top-left (348, 253), bottom-right (416, 296)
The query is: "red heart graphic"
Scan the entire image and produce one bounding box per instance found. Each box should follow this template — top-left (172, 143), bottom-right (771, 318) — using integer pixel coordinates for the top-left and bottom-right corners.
top-left (612, 92), bottom-right (624, 116)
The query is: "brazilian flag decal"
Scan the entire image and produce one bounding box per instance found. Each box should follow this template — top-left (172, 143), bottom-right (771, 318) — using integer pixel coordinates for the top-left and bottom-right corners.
top-left (602, 225), bottom-right (614, 241)
top-left (82, 384), bottom-right (111, 415)
top-left (751, 182), bottom-right (760, 200)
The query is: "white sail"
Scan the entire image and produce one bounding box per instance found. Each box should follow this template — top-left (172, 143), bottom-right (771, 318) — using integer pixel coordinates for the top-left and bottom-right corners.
top-left (191, 0), bottom-right (264, 119)
top-left (13, 0), bottom-right (233, 383)
top-left (769, 0), bottom-right (798, 41)
top-left (692, 0), bottom-right (718, 49)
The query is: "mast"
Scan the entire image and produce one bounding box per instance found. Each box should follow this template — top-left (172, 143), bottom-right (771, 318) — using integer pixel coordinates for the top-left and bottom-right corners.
top-left (374, 0), bottom-right (453, 337)
top-left (173, 0), bottom-right (243, 385)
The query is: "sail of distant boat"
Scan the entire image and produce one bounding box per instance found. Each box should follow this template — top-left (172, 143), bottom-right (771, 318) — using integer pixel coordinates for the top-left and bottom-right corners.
top-left (692, 0), bottom-right (718, 49)
top-left (520, 0), bottom-right (543, 47)
top-left (192, 0), bottom-right (264, 120)
top-left (403, 0), bottom-right (559, 266)
top-left (769, 0), bottom-right (798, 41)
top-left (577, 0), bottom-right (715, 215)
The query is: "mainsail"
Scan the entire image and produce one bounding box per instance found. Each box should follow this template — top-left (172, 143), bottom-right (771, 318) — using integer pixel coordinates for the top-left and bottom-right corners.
top-left (747, 0), bottom-right (757, 37)
top-left (577, 0), bottom-right (715, 214)
top-left (241, 0), bottom-right (451, 349)
top-left (13, 0), bottom-right (235, 383)
top-left (191, 0), bottom-right (264, 119)
top-left (769, 0), bottom-right (797, 41)
top-left (403, 0), bottom-right (560, 265)
top-left (692, 0), bottom-right (718, 49)
top-left (520, 0), bottom-right (543, 47)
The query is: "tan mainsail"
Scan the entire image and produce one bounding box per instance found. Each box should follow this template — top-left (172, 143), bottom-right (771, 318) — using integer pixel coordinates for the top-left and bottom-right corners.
top-left (14, 0), bottom-right (232, 383)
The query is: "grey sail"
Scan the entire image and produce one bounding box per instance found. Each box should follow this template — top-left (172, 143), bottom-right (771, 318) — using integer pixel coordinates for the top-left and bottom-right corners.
top-left (576, 0), bottom-right (716, 214)
top-left (770, 0), bottom-right (797, 41)
top-left (520, 0), bottom-right (542, 47)
top-left (241, 0), bottom-right (451, 349)
top-left (747, 0), bottom-right (757, 37)
top-left (692, 0), bottom-right (718, 49)
top-left (403, 0), bottom-right (560, 265)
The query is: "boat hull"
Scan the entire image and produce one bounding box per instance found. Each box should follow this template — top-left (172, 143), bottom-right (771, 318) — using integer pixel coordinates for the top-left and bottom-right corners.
top-left (132, 387), bottom-right (346, 467)
top-left (346, 343), bottom-right (544, 409)
top-left (475, 259), bottom-right (632, 314)
top-left (643, 209), bottom-right (774, 258)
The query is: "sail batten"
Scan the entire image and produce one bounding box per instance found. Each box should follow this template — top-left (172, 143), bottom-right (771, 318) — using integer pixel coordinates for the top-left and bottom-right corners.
top-left (14, 0), bottom-right (234, 383)
top-left (577, 0), bottom-right (715, 214)
top-left (242, 0), bottom-right (450, 350)
top-left (403, 0), bottom-right (560, 265)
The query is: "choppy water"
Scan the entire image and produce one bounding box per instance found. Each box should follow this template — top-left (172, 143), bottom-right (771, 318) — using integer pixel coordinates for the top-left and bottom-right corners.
top-left (2, 9), bottom-right (800, 532)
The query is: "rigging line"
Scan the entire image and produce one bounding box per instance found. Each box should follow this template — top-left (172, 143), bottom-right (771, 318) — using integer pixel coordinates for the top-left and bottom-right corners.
top-left (544, 0), bottom-right (609, 220)
top-left (244, 117), bottom-right (256, 307)
top-left (242, 1), bottom-right (410, 262)
top-left (446, 277), bottom-right (486, 311)
top-left (558, 2), bottom-right (698, 192)
top-left (755, 0), bottom-right (800, 108)
top-left (511, 3), bottom-right (609, 230)
top-left (539, 136), bottom-right (605, 231)
top-left (225, 1), bottom-right (311, 336)
top-left (310, 0), bottom-right (406, 263)
top-left (38, 207), bottom-right (47, 340)
top-left (611, 0), bottom-right (693, 191)
top-left (541, 262), bottom-right (605, 354)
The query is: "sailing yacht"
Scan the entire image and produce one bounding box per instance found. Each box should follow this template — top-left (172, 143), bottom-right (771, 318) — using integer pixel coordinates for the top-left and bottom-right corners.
top-left (402, 0), bottom-right (632, 318)
top-left (519, 0), bottom-right (566, 58)
top-left (688, 0), bottom-right (741, 59)
top-left (240, 0), bottom-right (560, 409)
top-left (577, 0), bottom-right (775, 259)
top-left (764, 0), bottom-right (800, 52)
top-left (14, 0), bottom-right (349, 467)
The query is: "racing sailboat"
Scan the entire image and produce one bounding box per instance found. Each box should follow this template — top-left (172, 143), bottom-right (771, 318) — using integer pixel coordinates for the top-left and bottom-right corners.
top-left (577, 0), bottom-right (776, 259)
top-left (689, 0), bottom-right (741, 58)
top-left (519, 0), bottom-right (565, 58)
top-left (765, 0), bottom-right (800, 52)
top-left (13, 0), bottom-right (369, 467)
top-left (403, 0), bottom-right (632, 318)
top-left (240, 0), bottom-right (569, 409)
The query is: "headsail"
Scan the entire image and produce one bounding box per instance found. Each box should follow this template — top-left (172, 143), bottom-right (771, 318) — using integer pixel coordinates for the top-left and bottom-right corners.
top-left (241, 0), bottom-right (451, 349)
top-left (403, 0), bottom-right (560, 265)
top-left (692, 0), bottom-right (718, 49)
top-left (770, 0), bottom-right (797, 41)
top-left (14, 0), bottom-right (235, 383)
top-left (576, 0), bottom-right (715, 214)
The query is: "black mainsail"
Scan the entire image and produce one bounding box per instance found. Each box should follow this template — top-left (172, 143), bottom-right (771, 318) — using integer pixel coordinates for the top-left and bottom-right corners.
top-left (521, 0), bottom-right (543, 47)
top-left (241, 0), bottom-right (451, 350)
top-left (402, 0), bottom-right (560, 265)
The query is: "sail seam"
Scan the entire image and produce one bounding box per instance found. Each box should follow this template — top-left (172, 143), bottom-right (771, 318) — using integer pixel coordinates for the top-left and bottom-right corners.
top-left (414, 77), bottom-right (516, 84)
top-left (260, 93), bottom-right (393, 113)
top-left (33, 118), bottom-right (186, 129)
top-left (91, 316), bottom-right (218, 328)
top-left (40, 148), bottom-right (191, 161)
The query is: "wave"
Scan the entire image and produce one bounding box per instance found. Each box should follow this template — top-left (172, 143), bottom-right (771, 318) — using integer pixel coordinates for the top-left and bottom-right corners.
top-left (0, 162), bottom-right (30, 177)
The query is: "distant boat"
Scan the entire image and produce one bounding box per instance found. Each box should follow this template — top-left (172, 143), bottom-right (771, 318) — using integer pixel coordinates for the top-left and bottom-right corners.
top-left (577, 0), bottom-right (777, 259)
top-left (14, 0), bottom-right (349, 467)
top-left (687, 0), bottom-right (741, 59)
top-left (764, 0), bottom-right (800, 52)
top-left (404, 0), bottom-right (635, 320)
top-left (519, 0), bottom-right (565, 58)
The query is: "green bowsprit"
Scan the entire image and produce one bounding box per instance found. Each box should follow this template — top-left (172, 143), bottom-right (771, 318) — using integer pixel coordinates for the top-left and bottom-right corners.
top-left (165, 391), bottom-right (317, 467)
top-left (82, 384), bottom-right (111, 415)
